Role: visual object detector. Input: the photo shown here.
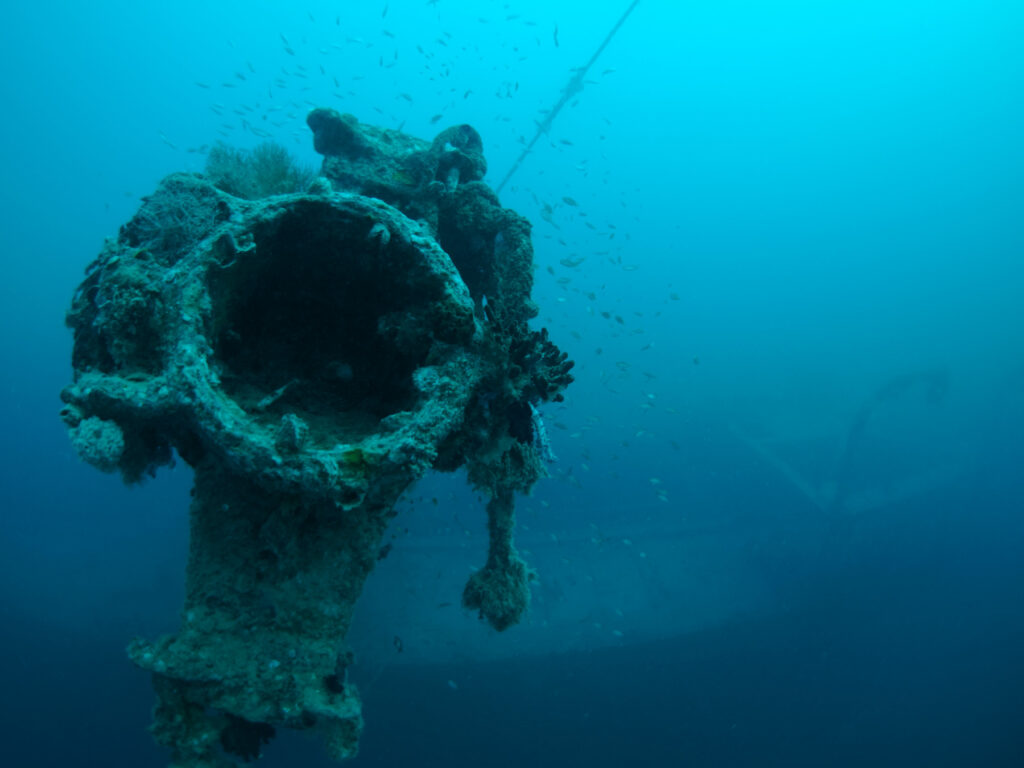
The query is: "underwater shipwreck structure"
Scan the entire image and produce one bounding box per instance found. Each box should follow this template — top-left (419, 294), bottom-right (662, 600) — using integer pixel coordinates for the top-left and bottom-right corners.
top-left (730, 369), bottom-right (957, 517)
top-left (60, 110), bottom-right (572, 765)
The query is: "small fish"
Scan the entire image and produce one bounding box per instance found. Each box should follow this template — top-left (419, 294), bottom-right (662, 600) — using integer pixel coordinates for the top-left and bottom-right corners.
top-left (562, 196), bottom-right (578, 206)
top-left (553, 24), bottom-right (560, 47)
top-left (393, 635), bottom-right (403, 652)
top-left (430, 114), bottom-right (443, 124)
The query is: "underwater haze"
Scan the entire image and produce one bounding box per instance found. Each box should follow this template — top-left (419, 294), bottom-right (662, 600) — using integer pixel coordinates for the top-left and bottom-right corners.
top-left (2, 0), bottom-right (1024, 765)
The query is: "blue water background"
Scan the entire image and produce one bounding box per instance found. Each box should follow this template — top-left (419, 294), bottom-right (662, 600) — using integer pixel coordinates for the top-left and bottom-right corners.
top-left (2, 1), bottom-right (1023, 765)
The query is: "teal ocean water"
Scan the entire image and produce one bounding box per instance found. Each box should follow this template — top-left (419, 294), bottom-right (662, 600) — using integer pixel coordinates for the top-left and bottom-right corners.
top-left (2, 1), bottom-right (1022, 765)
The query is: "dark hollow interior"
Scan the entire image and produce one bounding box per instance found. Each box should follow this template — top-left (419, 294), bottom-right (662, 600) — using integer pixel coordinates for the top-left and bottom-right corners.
top-left (210, 205), bottom-right (429, 442)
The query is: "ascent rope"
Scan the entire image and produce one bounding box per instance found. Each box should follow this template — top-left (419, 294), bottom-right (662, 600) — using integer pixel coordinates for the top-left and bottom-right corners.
top-left (495, 0), bottom-right (642, 194)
